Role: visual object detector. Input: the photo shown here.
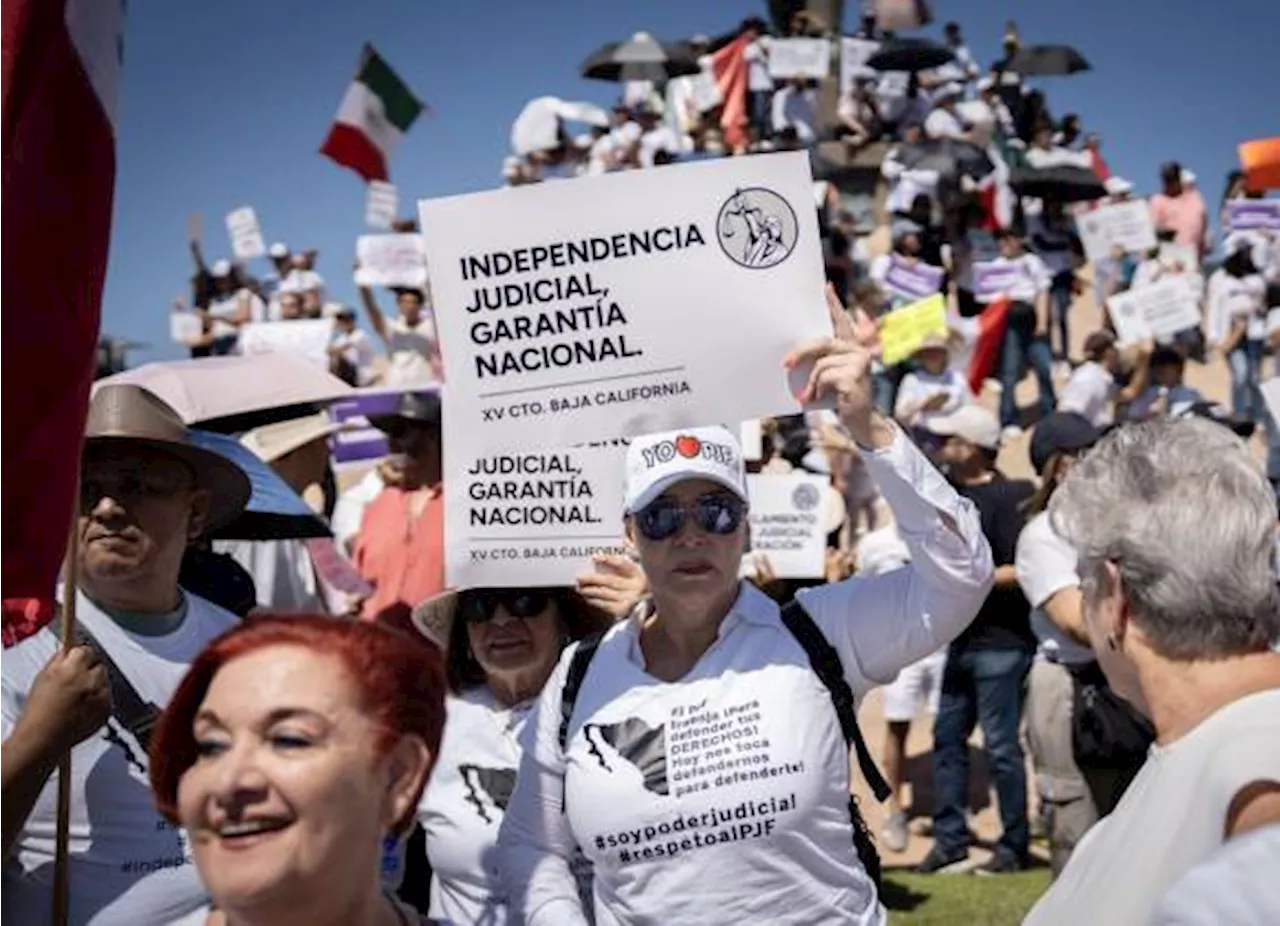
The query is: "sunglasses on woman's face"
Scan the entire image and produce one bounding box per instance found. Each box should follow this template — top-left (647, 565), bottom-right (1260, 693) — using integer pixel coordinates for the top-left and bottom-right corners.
top-left (460, 591), bottom-right (552, 625)
top-left (634, 493), bottom-right (746, 542)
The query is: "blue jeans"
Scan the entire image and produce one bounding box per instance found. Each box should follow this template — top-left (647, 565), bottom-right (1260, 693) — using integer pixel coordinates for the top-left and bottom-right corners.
top-left (932, 647), bottom-right (1033, 859)
top-left (1049, 272), bottom-right (1074, 361)
top-left (1228, 339), bottom-right (1264, 422)
top-left (999, 317), bottom-right (1056, 427)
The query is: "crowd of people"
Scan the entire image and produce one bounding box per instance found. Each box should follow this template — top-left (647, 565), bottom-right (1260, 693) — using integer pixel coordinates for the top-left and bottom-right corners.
top-left (4, 4), bottom-right (1279, 926)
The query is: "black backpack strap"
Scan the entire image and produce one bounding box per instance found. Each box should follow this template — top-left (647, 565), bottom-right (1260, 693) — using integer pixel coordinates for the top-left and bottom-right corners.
top-left (779, 601), bottom-right (891, 801)
top-left (51, 610), bottom-right (161, 753)
top-left (558, 631), bottom-right (604, 754)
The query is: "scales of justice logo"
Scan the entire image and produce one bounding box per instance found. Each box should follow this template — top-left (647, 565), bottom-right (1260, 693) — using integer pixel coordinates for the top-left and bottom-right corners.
top-left (716, 187), bottom-right (800, 270)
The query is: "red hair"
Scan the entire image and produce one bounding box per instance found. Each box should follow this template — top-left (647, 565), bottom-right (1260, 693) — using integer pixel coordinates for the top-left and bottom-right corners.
top-left (149, 614), bottom-right (446, 835)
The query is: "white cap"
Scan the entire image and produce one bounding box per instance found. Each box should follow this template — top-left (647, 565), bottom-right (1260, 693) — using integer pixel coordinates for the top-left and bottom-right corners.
top-left (624, 426), bottom-right (748, 514)
top-left (1104, 176), bottom-right (1133, 196)
top-left (925, 404), bottom-right (1001, 451)
top-left (1181, 168), bottom-right (1197, 186)
top-left (935, 81), bottom-right (964, 100)
top-left (268, 242), bottom-right (289, 258)
top-left (210, 259), bottom-right (232, 277)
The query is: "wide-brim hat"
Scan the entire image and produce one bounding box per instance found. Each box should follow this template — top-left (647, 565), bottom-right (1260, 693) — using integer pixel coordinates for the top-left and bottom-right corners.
top-left (411, 586), bottom-right (615, 652)
top-left (84, 384), bottom-right (251, 533)
top-left (240, 412), bottom-right (343, 464)
top-left (368, 390), bottom-right (442, 434)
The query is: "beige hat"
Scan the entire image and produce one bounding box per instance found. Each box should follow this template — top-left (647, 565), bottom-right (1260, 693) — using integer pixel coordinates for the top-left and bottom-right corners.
top-left (916, 332), bottom-right (950, 353)
top-left (240, 412), bottom-right (341, 464)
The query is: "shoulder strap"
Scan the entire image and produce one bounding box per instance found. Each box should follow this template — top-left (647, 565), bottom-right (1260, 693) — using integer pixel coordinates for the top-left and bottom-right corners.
top-left (558, 631), bottom-right (604, 753)
top-left (51, 610), bottom-right (161, 753)
top-left (779, 600), bottom-right (891, 802)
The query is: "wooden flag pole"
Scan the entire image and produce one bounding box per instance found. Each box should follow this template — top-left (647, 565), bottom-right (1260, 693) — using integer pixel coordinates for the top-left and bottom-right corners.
top-left (51, 480), bottom-right (81, 926)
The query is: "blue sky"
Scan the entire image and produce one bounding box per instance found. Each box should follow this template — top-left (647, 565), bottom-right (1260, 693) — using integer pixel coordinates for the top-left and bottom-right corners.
top-left (103, 0), bottom-right (1277, 361)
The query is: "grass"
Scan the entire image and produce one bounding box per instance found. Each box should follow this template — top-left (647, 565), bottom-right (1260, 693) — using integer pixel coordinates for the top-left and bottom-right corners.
top-left (883, 869), bottom-right (1052, 925)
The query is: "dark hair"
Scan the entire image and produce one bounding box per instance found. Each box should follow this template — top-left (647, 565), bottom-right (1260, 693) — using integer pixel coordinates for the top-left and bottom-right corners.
top-left (444, 588), bottom-right (612, 693)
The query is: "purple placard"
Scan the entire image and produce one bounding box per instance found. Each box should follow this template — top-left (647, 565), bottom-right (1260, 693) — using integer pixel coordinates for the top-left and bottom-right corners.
top-left (328, 387), bottom-right (417, 468)
top-left (973, 261), bottom-right (1020, 303)
top-left (1227, 200), bottom-right (1280, 232)
top-left (884, 254), bottom-right (945, 302)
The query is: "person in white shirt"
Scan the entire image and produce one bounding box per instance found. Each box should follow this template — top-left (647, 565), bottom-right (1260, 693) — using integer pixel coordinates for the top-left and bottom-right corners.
top-left (923, 83), bottom-right (968, 142)
top-left (278, 252), bottom-right (327, 317)
top-left (836, 79), bottom-right (881, 155)
top-left (1057, 330), bottom-right (1152, 428)
top-left (1024, 418), bottom-right (1280, 926)
top-left (332, 464), bottom-right (387, 556)
top-left (741, 18), bottom-right (773, 139)
top-left (203, 260), bottom-right (263, 356)
top-left (410, 585), bottom-right (628, 926)
top-left (771, 79), bottom-right (818, 145)
top-left (893, 333), bottom-right (974, 436)
top-left (1024, 123), bottom-right (1091, 171)
top-left (1026, 201), bottom-right (1083, 362)
top-left (880, 126), bottom-right (940, 223)
top-left (1, 384), bottom-right (251, 926)
top-left (328, 306), bottom-right (376, 386)
top-left (637, 108), bottom-right (691, 168)
top-left (1216, 243), bottom-right (1270, 423)
top-left (988, 228), bottom-right (1056, 432)
top-left (1151, 825), bottom-right (1280, 925)
top-left (497, 302), bottom-right (994, 926)
top-left (358, 283), bottom-right (445, 385)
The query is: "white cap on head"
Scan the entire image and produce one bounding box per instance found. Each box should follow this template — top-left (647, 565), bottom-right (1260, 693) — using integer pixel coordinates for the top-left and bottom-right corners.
top-left (925, 404), bottom-right (1001, 451)
top-left (624, 426), bottom-right (748, 514)
top-left (268, 242), bottom-right (289, 259)
top-left (210, 259), bottom-right (232, 277)
top-left (936, 81), bottom-right (964, 100)
top-left (1104, 176), bottom-right (1133, 196)
top-left (1181, 168), bottom-right (1197, 186)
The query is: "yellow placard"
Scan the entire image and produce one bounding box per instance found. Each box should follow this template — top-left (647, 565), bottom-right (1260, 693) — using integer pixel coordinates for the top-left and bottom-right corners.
top-left (878, 293), bottom-right (948, 366)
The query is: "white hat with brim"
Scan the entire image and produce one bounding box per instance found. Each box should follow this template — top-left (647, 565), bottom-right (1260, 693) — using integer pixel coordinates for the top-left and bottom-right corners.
top-left (240, 412), bottom-right (342, 464)
top-left (624, 426), bottom-right (748, 514)
top-left (915, 332), bottom-right (950, 354)
top-left (268, 242), bottom-right (289, 259)
top-left (925, 404), bottom-right (1001, 451)
top-left (1104, 176), bottom-right (1133, 196)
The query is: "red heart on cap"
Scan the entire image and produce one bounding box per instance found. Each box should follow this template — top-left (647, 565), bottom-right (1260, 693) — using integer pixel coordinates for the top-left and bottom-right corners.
top-left (674, 435), bottom-right (701, 458)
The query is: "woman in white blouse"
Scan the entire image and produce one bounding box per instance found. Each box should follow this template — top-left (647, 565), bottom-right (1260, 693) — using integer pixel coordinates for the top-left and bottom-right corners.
top-left (497, 300), bottom-right (993, 925)
top-left (892, 333), bottom-right (974, 438)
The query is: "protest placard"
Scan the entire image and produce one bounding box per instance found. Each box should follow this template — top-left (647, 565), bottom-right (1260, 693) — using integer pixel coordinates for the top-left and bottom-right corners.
top-left (326, 388), bottom-right (408, 468)
top-left (169, 312), bottom-right (203, 345)
top-left (1158, 242), bottom-right (1198, 270)
top-left (740, 419), bottom-right (764, 461)
top-left (226, 206), bottom-right (266, 261)
top-left (1105, 278), bottom-right (1201, 345)
top-left (883, 254), bottom-right (944, 303)
top-left (445, 441), bottom-right (629, 588)
top-left (1075, 199), bottom-right (1156, 262)
top-left (417, 150), bottom-right (831, 452)
top-left (879, 293), bottom-right (948, 365)
top-left (743, 473), bottom-right (829, 579)
top-left (238, 318), bottom-right (332, 366)
top-left (973, 260), bottom-right (1021, 304)
top-left (839, 37), bottom-right (879, 94)
top-left (366, 181), bottom-right (399, 230)
top-left (354, 234), bottom-right (429, 289)
top-left (1226, 200), bottom-right (1280, 231)
top-left (768, 37), bottom-right (832, 80)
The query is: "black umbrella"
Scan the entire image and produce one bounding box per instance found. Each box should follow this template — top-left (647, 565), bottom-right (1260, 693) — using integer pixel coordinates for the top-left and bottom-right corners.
top-left (866, 37), bottom-right (954, 73)
top-left (897, 139), bottom-right (995, 180)
top-left (1010, 165), bottom-right (1106, 203)
top-left (582, 32), bottom-right (700, 83)
top-left (1008, 44), bottom-right (1090, 77)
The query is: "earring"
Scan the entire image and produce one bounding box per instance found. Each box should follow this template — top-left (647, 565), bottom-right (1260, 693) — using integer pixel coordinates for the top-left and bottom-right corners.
top-left (1105, 634), bottom-right (1118, 651)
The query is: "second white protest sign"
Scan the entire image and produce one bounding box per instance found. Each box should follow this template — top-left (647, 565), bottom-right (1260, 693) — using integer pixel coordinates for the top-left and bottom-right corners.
top-left (355, 234), bottom-right (429, 289)
top-left (418, 151), bottom-right (830, 451)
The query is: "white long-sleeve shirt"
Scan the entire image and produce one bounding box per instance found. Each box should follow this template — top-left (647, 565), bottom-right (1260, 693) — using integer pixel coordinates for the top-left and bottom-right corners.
top-left (497, 428), bottom-right (993, 926)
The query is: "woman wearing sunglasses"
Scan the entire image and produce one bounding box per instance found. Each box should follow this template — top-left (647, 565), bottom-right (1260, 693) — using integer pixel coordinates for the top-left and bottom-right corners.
top-left (497, 298), bottom-right (995, 926)
top-left (407, 584), bottom-right (621, 925)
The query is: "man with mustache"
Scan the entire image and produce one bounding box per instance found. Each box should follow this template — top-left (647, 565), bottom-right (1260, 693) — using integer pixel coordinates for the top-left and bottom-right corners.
top-left (1, 384), bottom-right (250, 925)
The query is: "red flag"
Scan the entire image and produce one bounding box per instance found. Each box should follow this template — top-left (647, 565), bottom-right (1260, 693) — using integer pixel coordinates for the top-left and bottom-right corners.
top-left (709, 35), bottom-right (749, 153)
top-left (967, 298), bottom-right (1010, 395)
top-left (2, 0), bottom-right (123, 646)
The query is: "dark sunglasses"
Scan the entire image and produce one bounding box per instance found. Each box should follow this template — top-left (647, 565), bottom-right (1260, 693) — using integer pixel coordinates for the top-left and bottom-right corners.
top-left (460, 590), bottom-right (552, 625)
top-left (635, 493), bottom-right (745, 542)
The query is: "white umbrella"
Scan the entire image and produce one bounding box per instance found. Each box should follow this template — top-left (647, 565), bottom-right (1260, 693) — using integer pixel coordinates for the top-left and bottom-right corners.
top-left (510, 97), bottom-right (611, 156)
top-left (96, 352), bottom-right (352, 425)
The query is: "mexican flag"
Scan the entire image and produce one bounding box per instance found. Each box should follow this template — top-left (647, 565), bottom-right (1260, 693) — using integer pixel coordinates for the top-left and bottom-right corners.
top-left (320, 44), bottom-right (423, 182)
top-left (3, 0), bottom-right (124, 645)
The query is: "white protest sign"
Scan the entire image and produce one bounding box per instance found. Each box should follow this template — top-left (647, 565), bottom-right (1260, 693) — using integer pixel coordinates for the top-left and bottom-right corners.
top-left (366, 181), bottom-right (399, 230)
top-left (883, 254), bottom-right (944, 302)
top-left (445, 442), bottom-right (628, 588)
top-left (1260, 378), bottom-right (1280, 429)
top-left (1227, 200), bottom-right (1280, 231)
top-left (237, 318), bottom-right (332, 366)
top-left (1105, 278), bottom-right (1201, 345)
top-left (226, 206), bottom-right (266, 261)
top-left (169, 312), bottom-right (203, 345)
top-left (840, 37), bottom-right (880, 94)
top-left (354, 234), bottom-right (429, 289)
top-left (973, 260), bottom-right (1020, 303)
top-left (418, 150), bottom-right (831, 452)
top-left (768, 37), bottom-right (832, 80)
top-left (743, 473), bottom-right (828, 579)
top-left (740, 420), bottom-right (764, 461)
top-left (1075, 199), bottom-right (1156, 262)
top-left (1159, 242), bottom-right (1198, 270)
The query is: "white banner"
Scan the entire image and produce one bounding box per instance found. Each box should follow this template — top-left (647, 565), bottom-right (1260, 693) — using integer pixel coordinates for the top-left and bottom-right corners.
top-left (744, 473), bottom-right (829, 579)
top-left (354, 234), bottom-right (429, 289)
top-left (169, 312), bottom-right (203, 345)
top-left (445, 442), bottom-right (629, 588)
top-left (1075, 199), bottom-right (1157, 262)
top-left (768, 37), bottom-right (831, 80)
top-left (740, 419), bottom-right (764, 462)
top-left (1226, 200), bottom-right (1280, 231)
top-left (839, 37), bottom-right (880, 94)
top-left (237, 318), bottom-right (332, 366)
top-left (226, 206), bottom-right (266, 261)
top-left (418, 150), bottom-right (831, 452)
top-left (366, 180), bottom-right (399, 230)
top-left (1105, 277), bottom-right (1201, 345)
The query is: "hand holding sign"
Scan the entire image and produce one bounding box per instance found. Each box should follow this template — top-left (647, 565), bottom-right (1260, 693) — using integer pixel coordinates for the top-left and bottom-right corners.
top-left (784, 290), bottom-right (879, 446)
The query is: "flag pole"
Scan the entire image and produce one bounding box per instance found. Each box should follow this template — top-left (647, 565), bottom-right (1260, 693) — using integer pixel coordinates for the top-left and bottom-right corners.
top-left (51, 475), bottom-right (81, 926)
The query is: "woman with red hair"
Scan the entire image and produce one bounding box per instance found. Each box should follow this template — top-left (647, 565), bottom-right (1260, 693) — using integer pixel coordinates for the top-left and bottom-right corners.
top-left (149, 615), bottom-right (447, 926)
